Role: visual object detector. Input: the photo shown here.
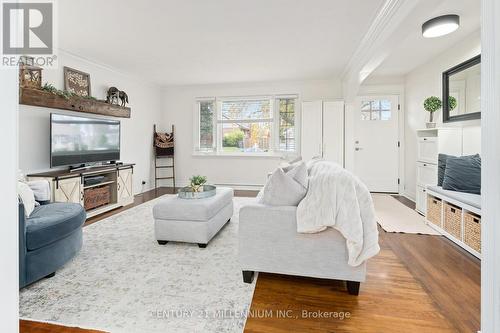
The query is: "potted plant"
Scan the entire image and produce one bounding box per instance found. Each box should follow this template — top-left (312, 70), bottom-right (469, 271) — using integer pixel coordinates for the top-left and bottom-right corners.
top-left (189, 175), bottom-right (207, 192)
top-left (423, 96), bottom-right (442, 128)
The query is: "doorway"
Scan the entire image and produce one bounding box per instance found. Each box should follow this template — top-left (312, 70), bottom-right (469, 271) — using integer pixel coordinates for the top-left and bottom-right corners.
top-left (353, 95), bottom-right (400, 192)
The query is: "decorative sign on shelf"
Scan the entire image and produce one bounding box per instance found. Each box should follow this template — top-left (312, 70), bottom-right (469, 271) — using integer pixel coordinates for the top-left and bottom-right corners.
top-left (19, 56), bottom-right (42, 89)
top-left (64, 66), bottom-right (91, 97)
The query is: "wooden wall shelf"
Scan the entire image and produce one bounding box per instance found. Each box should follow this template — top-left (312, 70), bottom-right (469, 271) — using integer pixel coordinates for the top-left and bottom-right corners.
top-left (19, 87), bottom-right (131, 118)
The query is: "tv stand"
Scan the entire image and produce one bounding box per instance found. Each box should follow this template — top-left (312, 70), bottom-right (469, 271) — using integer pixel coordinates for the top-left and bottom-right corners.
top-left (27, 163), bottom-right (135, 219)
top-left (69, 164), bottom-right (87, 173)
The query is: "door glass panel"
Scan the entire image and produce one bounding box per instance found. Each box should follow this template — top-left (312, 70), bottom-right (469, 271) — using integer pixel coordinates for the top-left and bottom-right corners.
top-left (360, 99), bottom-right (392, 121)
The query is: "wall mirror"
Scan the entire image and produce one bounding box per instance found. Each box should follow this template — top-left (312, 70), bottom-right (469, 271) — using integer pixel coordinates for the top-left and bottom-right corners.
top-left (442, 55), bottom-right (481, 122)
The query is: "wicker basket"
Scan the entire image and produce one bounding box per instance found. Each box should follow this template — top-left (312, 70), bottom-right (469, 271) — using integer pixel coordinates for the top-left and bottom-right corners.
top-left (464, 212), bottom-right (481, 253)
top-left (444, 202), bottom-right (462, 239)
top-left (427, 195), bottom-right (442, 227)
top-left (84, 185), bottom-right (111, 211)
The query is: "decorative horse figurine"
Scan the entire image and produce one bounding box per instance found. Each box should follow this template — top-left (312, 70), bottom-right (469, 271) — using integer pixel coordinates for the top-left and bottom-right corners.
top-left (119, 91), bottom-right (129, 107)
top-left (106, 87), bottom-right (119, 104)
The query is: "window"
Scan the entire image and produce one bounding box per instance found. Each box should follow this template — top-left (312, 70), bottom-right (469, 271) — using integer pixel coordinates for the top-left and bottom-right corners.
top-left (220, 99), bottom-right (272, 153)
top-left (361, 99), bottom-right (392, 121)
top-left (199, 100), bottom-right (215, 151)
top-left (278, 97), bottom-right (296, 152)
top-left (195, 95), bottom-right (298, 155)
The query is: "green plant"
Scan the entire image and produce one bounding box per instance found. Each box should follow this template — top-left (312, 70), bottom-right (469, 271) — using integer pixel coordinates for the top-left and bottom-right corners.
top-left (223, 129), bottom-right (244, 147)
top-left (423, 96), bottom-right (442, 122)
top-left (448, 96), bottom-right (457, 111)
top-left (189, 175), bottom-right (207, 192)
top-left (41, 83), bottom-right (97, 101)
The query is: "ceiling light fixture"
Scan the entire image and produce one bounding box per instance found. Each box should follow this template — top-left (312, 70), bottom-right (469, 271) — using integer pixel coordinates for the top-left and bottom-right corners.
top-left (422, 14), bottom-right (460, 38)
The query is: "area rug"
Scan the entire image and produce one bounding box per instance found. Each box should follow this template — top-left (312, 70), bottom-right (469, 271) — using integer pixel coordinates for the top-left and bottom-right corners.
top-left (372, 194), bottom-right (440, 235)
top-left (20, 196), bottom-right (258, 333)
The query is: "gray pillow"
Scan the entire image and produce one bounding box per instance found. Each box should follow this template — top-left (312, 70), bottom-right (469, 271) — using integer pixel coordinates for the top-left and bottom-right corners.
top-left (442, 155), bottom-right (481, 194)
top-left (284, 161), bottom-right (308, 189)
top-left (260, 168), bottom-right (307, 206)
top-left (438, 153), bottom-right (479, 186)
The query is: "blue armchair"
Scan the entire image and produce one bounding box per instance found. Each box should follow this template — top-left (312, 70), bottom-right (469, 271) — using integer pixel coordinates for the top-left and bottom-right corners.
top-left (19, 200), bottom-right (86, 288)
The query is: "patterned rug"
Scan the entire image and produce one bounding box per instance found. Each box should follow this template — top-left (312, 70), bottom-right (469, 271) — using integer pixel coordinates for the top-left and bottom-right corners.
top-left (20, 196), bottom-right (258, 333)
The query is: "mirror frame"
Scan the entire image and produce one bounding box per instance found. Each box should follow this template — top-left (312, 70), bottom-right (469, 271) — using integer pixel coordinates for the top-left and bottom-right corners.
top-left (442, 54), bottom-right (481, 123)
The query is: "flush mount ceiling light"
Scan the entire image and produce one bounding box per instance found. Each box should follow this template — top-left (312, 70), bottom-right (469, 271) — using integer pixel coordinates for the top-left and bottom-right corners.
top-left (422, 14), bottom-right (460, 38)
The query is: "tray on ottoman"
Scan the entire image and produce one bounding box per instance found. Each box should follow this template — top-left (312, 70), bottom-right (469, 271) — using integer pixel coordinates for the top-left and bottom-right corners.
top-left (153, 187), bottom-right (234, 248)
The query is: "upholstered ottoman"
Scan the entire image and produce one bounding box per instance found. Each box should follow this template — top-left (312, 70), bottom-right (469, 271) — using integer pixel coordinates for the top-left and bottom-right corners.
top-left (153, 187), bottom-right (234, 248)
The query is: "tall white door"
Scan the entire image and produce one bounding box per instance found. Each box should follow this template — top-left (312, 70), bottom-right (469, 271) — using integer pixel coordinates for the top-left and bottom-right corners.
top-left (353, 95), bottom-right (399, 192)
top-left (301, 101), bottom-right (323, 161)
top-left (323, 101), bottom-right (344, 166)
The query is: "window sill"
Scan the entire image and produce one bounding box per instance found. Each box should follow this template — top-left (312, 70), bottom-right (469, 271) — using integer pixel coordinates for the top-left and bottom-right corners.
top-left (192, 151), bottom-right (293, 158)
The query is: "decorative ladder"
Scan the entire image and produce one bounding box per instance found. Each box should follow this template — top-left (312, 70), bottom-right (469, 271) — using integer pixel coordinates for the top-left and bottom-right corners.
top-left (153, 125), bottom-right (176, 190)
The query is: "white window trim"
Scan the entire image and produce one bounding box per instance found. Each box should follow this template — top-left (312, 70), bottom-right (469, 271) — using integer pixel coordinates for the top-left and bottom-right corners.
top-left (193, 94), bottom-right (300, 157)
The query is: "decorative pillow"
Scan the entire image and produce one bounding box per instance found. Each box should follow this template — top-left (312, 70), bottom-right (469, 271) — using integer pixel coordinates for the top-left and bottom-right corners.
top-left (442, 155), bottom-right (481, 194)
top-left (260, 168), bottom-right (307, 206)
top-left (438, 153), bottom-right (479, 186)
top-left (18, 181), bottom-right (36, 217)
top-left (281, 156), bottom-right (303, 173)
top-left (284, 161), bottom-right (308, 189)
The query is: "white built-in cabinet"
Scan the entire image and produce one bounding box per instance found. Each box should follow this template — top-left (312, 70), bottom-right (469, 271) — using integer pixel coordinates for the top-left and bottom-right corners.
top-left (415, 128), bottom-right (462, 214)
top-left (301, 100), bottom-right (345, 166)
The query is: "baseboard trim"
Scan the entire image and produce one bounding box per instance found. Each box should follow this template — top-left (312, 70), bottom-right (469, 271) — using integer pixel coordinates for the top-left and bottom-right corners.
top-left (401, 193), bottom-right (416, 203)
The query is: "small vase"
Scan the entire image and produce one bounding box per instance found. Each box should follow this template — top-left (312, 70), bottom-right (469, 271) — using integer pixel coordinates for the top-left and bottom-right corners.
top-left (426, 122), bottom-right (436, 129)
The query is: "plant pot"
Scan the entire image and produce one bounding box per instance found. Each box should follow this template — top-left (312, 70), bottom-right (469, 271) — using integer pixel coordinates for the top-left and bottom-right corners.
top-left (426, 122), bottom-right (436, 129)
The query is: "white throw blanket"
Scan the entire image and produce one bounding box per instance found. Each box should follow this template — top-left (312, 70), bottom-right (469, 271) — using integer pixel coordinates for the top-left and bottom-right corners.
top-left (296, 160), bottom-right (380, 267)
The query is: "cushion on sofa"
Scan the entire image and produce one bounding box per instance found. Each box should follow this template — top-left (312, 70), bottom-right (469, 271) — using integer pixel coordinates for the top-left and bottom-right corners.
top-left (442, 155), bottom-right (481, 194)
top-left (260, 167), bottom-right (307, 206)
top-left (284, 161), bottom-right (308, 189)
top-left (25, 202), bottom-right (86, 251)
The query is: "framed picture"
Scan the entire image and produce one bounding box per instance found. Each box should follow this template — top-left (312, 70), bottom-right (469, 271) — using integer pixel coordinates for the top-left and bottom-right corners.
top-left (64, 66), bottom-right (91, 97)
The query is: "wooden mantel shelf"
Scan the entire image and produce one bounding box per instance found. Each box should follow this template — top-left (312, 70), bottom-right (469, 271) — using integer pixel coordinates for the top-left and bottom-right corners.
top-left (19, 87), bottom-right (131, 118)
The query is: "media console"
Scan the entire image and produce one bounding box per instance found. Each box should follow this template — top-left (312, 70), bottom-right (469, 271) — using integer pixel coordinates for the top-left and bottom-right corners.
top-left (28, 163), bottom-right (135, 219)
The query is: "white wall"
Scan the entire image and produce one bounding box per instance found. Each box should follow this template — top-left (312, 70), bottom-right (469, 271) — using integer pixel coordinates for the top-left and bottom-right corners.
top-left (162, 79), bottom-right (341, 188)
top-left (18, 50), bottom-right (162, 194)
top-left (0, 67), bottom-right (19, 332)
top-left (403, 30), bottom-right (481, 199)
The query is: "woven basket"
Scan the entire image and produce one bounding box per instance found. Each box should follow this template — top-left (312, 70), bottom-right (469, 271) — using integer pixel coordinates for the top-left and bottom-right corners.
top-left (427, 195), bottom-right (442, 227)
top-left (84, 185), bottom-right (110, 211)
top-left (444, 203), bottom-right (462, 239)
top-left (464, 212), bottom-right (481, 253)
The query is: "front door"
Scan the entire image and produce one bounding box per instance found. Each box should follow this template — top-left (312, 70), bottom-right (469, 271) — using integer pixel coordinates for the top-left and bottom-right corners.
top-left (353, 95), bottom-right (399, 192)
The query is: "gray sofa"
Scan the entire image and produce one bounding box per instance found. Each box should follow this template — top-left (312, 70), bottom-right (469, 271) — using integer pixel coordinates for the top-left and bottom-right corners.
top-left (239, 203), bottom-right (366, 295)
top-left (19, 201), bottom-right (86, 288)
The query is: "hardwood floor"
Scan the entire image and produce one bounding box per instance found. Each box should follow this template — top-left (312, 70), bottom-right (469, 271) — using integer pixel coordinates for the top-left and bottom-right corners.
top-left (20, 320), bottom-right (104, 333)
top-left (21, 189), bottom-right (480, 333)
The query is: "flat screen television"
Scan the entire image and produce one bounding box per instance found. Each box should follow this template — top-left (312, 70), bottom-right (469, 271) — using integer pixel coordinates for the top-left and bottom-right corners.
top-left (50, 113), bottom-right (120, 167)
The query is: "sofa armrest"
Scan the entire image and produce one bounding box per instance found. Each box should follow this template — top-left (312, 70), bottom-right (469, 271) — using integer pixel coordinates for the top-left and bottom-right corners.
top-left (239, 204), bottom-right (298, 239)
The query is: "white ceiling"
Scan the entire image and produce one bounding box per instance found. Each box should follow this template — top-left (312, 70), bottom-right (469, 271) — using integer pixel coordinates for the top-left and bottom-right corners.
top-left (370, 0), bottom-right (480, 78)
top-left (58, 0), bottom-right (385, 86)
